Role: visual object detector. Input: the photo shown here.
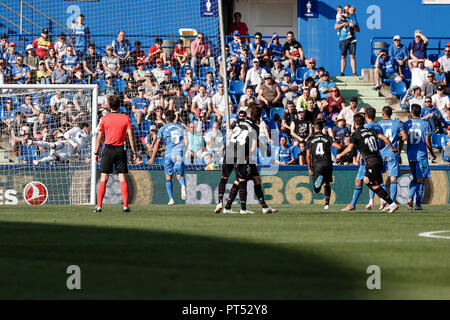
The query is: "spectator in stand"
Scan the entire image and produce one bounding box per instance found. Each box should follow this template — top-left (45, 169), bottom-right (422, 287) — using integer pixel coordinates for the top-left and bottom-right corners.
top-left (143, 70), bottom-right (157, 99)
top-left (71, 14), bottom-right (91, 55)
top-left (50, 91), bottom-right (69, 118)
top-left (51, 59), bottom-right (70, 84)
top-left (217, 45), bottom-right (236, 80)
top-left (3, 42), bottom-right (18, 66)
top-left (337, 96), bottom-right (362, 127)
top-left (290, 108), bottom-right (312, 146)
top-left (73, 88), bottom-right (91, 115)
top-left (281, 100), bottom-right (297, 134)
top-left (280, 72), bottom-right (299, 106)
top-left (336, 135), bottom-right (358, 165)
top-left (212, 82), bottom-right (232, 124)
top-left (250, 32), bottom-right (269, 67)
top-left (133, 60), bottom-right (147, 83)
top-left (161, 70), bottom-right (178, 108)
top-left (331, 116), bottom-right (351, 143)
top-left (203, 71), bottom-right (217, 97)
top-left (303, 77), bottom-right (319, 99)
top-left (432, 61), bottom-right (447, 86)
top-left (132, 86), bottom-right (150, 127)
top-left (0, 34), bottom-right (8, 57)
top-left (268, 33), bottom-right (284, 62)
top-left (173, 85), bottom-right (192, 122)
top-left (408, 30), bottom-right (430, 70)
top-left (228, 30), bottom-right (243, 66)
top-left (190, 32), bottom-right (215, 74)
top-left (244, 58), bottom-right (267, 91)
top-left (421, 96), bottom-right (442, 133)
top-left (317, 71), bottom-right (336, 100)
top-left (123, 78), bottom-right (137, 113)
top-left (422, 72), bottom-right (437, 97)
top-left (9, 113), bottom-right (27, 158)
top-left (83, 43), bottom-right (102, 83)
top-left (275, 136), bottom-right (295, 165)
top-left (1, 99), bottom-right (15, 133)
top-left (152, 58), bottom-right (166, 84)
top-left (147, 38), bottom-right (168, 66)
top-left (298, 141), bottom-right (307, 165)
top-left (54, 33), bottom-right (73, 59)
top-left (271, 57), bottom-right (286, 83)
top-left (295, 87), bottom-right (315, 111)
top-left (148, 88), bottom-right (167, 116)
top-left (284, 31), bottom-right (305, 73)
top-left (205, 121), bottom-right (224, 162)
top-left (191, 85), bottom-right (212, 119)
top-left (0, 57), bottom-right (11, 85)
top-left (432, 85), bottom-right (450, 117)
top-left (303, 58), bottom-right (319, 82)
top-left (45, 47), bottom-right (57, 74)
top-left (258, 74), bottom-right (282, 114)
top-left (102, 74), bottom-right (118, 96)
top-left (32, 28), bottom-right (52, 60)
top-left (130, 41), bottom-right (146, 67)
top-left (20, 94), bottom-right (40, 124)
top-left (410, 59), bottom-right (428, 89)
top-left (102, 45), bottom-right (129, 80)
top-left (172, 39), bottom-right (190, 70)
top-left (239, 86), bottom-right (259, 111)
top-left (438, 45), bottom-right (450, 91)
top-left (320, 86), bottom-right (345, 118)
top-left (24, 45), bottom-right (39, 76)
top-left (305, 97), bottom-right (320, 124)
top-left (228, 12), bottom-right (249, 43)
top-left (36, 61), bottom-right (51, 84)
top-left (186, 121), bottom-right (205, 163)
top-left (150, 106), bottom-right (166, 129)
top-left (441, 107), bottom-right (450, 132)
top-left (334, 5), bottom-right (360, 76)
top-left (61, 46), bottom-right (80, 74)
top-left (181, 68), bottom-right (199, 96)
top-left (12, 55), bottom-right (31, 84)
top-left (112, 30), bottom-right (133, 67)
top-left (402, 85), bottom-right (425, 110)
top-left (389, 35), bottom-right (409, 68)
top-left (372, 49), bottom-right (403, 90)
top-left (238, 44), bottom-right (252, 80)
top-left (145, 125), bottom-right (164, 159)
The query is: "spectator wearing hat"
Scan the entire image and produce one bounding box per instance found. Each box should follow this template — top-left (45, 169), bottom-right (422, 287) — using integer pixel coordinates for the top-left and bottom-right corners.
top-left (160, 69), bottom-right (178, 100)
top-left (422, 72), bottom-right (438, 97)
top-left (229, 30), bottom-right (244, 60)
top-left (112, 30), bottom-right (133, 67)
top-left (244, 58), bottom-right (267, 92)
top-left (12, 55), bottom-right (31, 84)
top-left (284, 31), bottom-right (305, 73)
top-left (389, 35), bottom-right (409, 68)
top-left (71, 14), bottom-right (91, 55)
top-left (408, 30), bottom-right (429, 70)
top-left (3, 42), bottom-right (18, 67)
top-left (0, 34), bottom-right (8, 57)
top-left (145, 124), bottom-right (163, 159)
top-left (281, 101), bottom-right (298, 133)
top-left (279, 72), bottom-right (300, 106)
top-left (401, 86), bottom-right (425, 110)
top-left (239, 86), bottom-right (259, 111)
top-left (250, 32), bottom-right (269, 67)
top-left (270, 57), bottom-right (286, 83)
top-left (130, 41), bottom-right (146, 67)
top-left (172, 39), bottom-right (190, 70)
top-left (337, 96), bottom-right (362, 127)
top-left (290, 108), bottom-right (312, 146)
top-left (303, 58), bottom-right (319, 82)
top-left (268, 33), bottom-right (284, 62)
top-left (35, 60), bottom-right (50, 84)
top-left (152, 58), bottom-right (166, 84)
top-left (238, 44), bottom-right (252, 80)
top-left (317, 71), bottom-right (336, 100)
top-left (123, 78), bottom-right (137, 113)
top-left (132, 86), bottom-right (150, 127)
top-left (432, 85), bottom-right (450, 117)
top-left (102, 74), bottom-right (118, 96)
top-left (190, 32), bottom-right (215, 74)
top-left (372, 49), bottom-right (402, 91)
top-left (410, 59), bottom-right (428, 88)
top-left (228, 12), bottom-right (249, 44)
top-left (258, 73), bottom-right (282, 114)
top-left (102, 44), bottom-right (129, 80)
top-left (438, 45), bottom-right (450, 90)
top-left (133, 60), bottom-right (148, 83)
top-left (331, 116), bottom-right (351, 143)
top-left (83, 43), bottom-right (102, 83)
top-left (432, 61), bottom-right (447, 86)
top-left (32, 28), bottom-right (52, 59)
top-left (24, 44), bottom-right (39, 76)
top-left (147, 38), bottom-right (169, 66)
top-left (54, 33), bottom-right (73, 59)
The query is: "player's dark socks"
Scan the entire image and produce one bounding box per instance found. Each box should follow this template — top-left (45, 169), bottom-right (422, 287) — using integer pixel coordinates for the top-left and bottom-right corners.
top-left (324, 184), bottom-right (331, 206)
top-left (239, 180), bottom-right (248, 210)
top-left (373, 186), bottom-right (393, 205)
top-left (217, 178), bottom-right (228, 204)
top-left (97, 180), bottom-right (106, 208)
top-left (313, 187), bottom-right (321, 194)
top-left (416, 183), bottom-right (424, 205)
top-left (225, 183), bottom-right (239, 210)
top-left (254, 184), bottom-right (268, 209)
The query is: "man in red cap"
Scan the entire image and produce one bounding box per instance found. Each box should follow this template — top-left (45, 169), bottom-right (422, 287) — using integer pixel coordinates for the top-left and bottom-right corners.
top-left (432, 61), bottom-right (447, 86)
top-left (160, 68), bottom-right (177, 99)
top-left (304, 58), bottom-right (319, 81)
top-left (32, 28), bottom-right (52, 59)
top-left (151, 57), bottom-right (165, 84)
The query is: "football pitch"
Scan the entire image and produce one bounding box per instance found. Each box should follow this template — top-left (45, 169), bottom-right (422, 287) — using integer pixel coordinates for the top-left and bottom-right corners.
top-left (0, 204), bottom-right (449, 299)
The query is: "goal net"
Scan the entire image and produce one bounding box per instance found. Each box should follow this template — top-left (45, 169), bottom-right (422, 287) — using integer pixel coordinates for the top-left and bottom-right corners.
top-left (0, 84), bottom-right (98, 205)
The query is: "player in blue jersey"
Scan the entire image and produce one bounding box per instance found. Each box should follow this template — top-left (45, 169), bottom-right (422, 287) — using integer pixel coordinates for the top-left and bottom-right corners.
top-left (71, 14), bottom-right (91, 55)
top-left (402, 104), bottom-right (436, 210)
top-left (375, 106), bottom-right (408, 209)
top-left (148, 110), bottom-right (188, 205)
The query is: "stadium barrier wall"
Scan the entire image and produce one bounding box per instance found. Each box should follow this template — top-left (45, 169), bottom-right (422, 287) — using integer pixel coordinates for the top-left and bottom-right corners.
top-left (1, 166), bottom-right (449, 205)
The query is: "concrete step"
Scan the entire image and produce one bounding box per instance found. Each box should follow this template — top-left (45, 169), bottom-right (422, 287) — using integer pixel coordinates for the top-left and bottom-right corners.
top-left (339, 88), bottom-right (381, 98)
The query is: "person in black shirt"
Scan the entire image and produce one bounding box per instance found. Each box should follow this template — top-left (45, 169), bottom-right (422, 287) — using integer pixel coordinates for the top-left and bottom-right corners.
top-left (281, 100), bottom-right (297, 133)
top-left (290, 109), bottom-right (312, 145)
top-left (283, 31), bottom-right (305, 72)
top-left (82, 43), bottom-right (102, 83)
top-left (336, 114), bottom-right (399, 212)
top-left (306, 120), bottom-right (342, 209)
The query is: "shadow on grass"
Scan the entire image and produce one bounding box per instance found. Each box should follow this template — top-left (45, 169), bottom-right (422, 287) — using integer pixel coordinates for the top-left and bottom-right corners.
top-left (0, 221), bottom-right (367, 299)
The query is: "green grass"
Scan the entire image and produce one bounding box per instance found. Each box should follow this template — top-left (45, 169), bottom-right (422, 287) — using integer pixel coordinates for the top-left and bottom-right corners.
top-left (0, 204), bottom-right (449, 299)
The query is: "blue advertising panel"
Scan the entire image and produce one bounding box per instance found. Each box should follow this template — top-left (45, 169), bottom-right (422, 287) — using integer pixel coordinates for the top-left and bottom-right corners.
top-left (300, 0), bottom-right (318, 18)
top-left (201, 0), bottom-right (218, 17)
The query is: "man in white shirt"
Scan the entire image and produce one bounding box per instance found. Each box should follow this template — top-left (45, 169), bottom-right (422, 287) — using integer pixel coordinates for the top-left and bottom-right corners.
top-left (204, 121), bottom-right (224, 162)
top-left (410, 60), bottom-right (428, 89)
top-left (151, 58), bottom-right (165, 84)
top-left (244, 58), bottom-right (267, 92)
top-left (212, 82), bottom-right (233, 123)
top-left (337, 96), bottom-right (363, 127)
top-left (432, 85), bottom-right (450, 116)
top-left (438, 45), bottom-right (450, 93)
top-left (50, 91), bottom-right (69, 116)
top-left (54, 33), bottom-right (73, 58)
top-left (191, 85), bottom-right (212, 118)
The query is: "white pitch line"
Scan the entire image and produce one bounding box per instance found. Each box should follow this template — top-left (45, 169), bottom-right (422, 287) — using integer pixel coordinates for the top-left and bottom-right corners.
top-left (418, 230), bottom-right (450, 239)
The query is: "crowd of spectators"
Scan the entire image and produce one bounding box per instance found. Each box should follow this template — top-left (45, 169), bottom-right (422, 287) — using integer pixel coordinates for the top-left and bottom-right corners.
top-left (1, 9), bottom-right (450, 166)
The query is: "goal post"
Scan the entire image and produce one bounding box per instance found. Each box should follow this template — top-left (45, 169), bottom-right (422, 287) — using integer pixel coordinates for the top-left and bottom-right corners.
top-left (0, 84), bottom-right (98, 205)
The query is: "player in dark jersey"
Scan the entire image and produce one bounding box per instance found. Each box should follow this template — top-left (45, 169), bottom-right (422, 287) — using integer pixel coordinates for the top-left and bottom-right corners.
top-left (336, 114), bottom-right (400, 213)
top-left (306, 120), bottom-right (342, 210)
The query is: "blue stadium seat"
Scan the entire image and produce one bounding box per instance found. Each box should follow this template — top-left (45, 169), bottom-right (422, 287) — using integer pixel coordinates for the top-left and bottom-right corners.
top-left (19, 145), bottom-right (38, 162)
top-left (295, 67), bottom-right (308, 82)
top-left (113, 78), bottom-right (127, 93)
top-left (261, 108), bottom-right (268, 120)
top-left (390, 81), bottom-right (407, 96)
top-left (265, 119), bottom-right (278, 131)
top-left (431, 133), bottom-right (447, 148)
top-left (229, 80), bottom-right (244, 95)
top-left (179, 66), bottom-right (194, 78)
top-left (370, 54), bottom-right (378, 67)
top-left (141, 119), bottom-right (152, 135)
top-left (401, 67), bottom-right (412, 83)
top-left (122, 65), bottom-right (136, 75)
top-left (270, 107), bottom-right (284, 120)
top-left (428, 54), bottom-right (439, 62)
top-left (198, 67), bottom-right (215, 81)
top-left (291, 145), bottom-right (300, 163)
top-left (284, 66), bottom-right (293, 77)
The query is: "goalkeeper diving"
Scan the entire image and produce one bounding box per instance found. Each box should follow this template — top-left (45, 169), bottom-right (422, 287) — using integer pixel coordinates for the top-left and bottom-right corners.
top-left (27, 123), bottom-right (92, 165)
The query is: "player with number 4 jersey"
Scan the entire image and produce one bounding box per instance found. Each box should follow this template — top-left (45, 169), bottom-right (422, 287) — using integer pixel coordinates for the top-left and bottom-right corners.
top-left (148, 110), bottom-right (188, 205)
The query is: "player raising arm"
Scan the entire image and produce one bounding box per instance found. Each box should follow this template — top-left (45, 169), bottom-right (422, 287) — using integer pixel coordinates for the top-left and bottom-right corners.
top-left (306, 120), bottom-right (342, 210)
top-left (401, 104), bottom-right (436, 211)
top-left (93, 95), bottom-right (137, 213)
top-left (148, 110), bottom-right (188, 205)
top-left (336, 114), bottom-right (399, 213)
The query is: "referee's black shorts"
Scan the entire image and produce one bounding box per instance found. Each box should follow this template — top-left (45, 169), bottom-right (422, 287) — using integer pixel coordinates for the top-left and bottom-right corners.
top-left (100, 144), bottom-right (128, 174)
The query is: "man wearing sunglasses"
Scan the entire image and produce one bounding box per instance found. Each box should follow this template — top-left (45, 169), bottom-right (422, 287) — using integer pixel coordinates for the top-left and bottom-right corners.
top-left (388, 35), bottom-right (409, 68)
top-left (372, 49), bottom-right (402, 91)
top-left (190, 32), bottom-right (215, 74)
top-left (437, 44), bottom-right (450, 93)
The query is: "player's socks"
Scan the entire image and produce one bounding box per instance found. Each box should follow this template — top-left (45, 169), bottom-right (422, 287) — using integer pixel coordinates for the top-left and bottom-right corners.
top-left (217, 178), bottom-right (228, 204)
top-left (120, 181), bottom-right (129, 208)
top-left (390, 180), bottom-right (398, 201)
top-left (324, 184), bottom-right (331, 206)
top-left (350, 185), bottom-right (363, 207)
top-left (370, 183), bottom-right (386, 200)
top-left (166, 180), bottom-right (173, 200)
top-left (373, 186), bottom-right (393, 205)
top-left (225, 183), bottom-right (239, 210)
top-left (416, 183), bottom-right (424, 206)
top-left (179, 176), bottom-right (186, 186)
top-left (239, 180), bottom-right (248, 211)
top-left (409, 180), bottom-right (417, 201)
top-left (97, 180), bottom-right (106, 208)
top-left (254, 183), bottom-right (268, 209)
